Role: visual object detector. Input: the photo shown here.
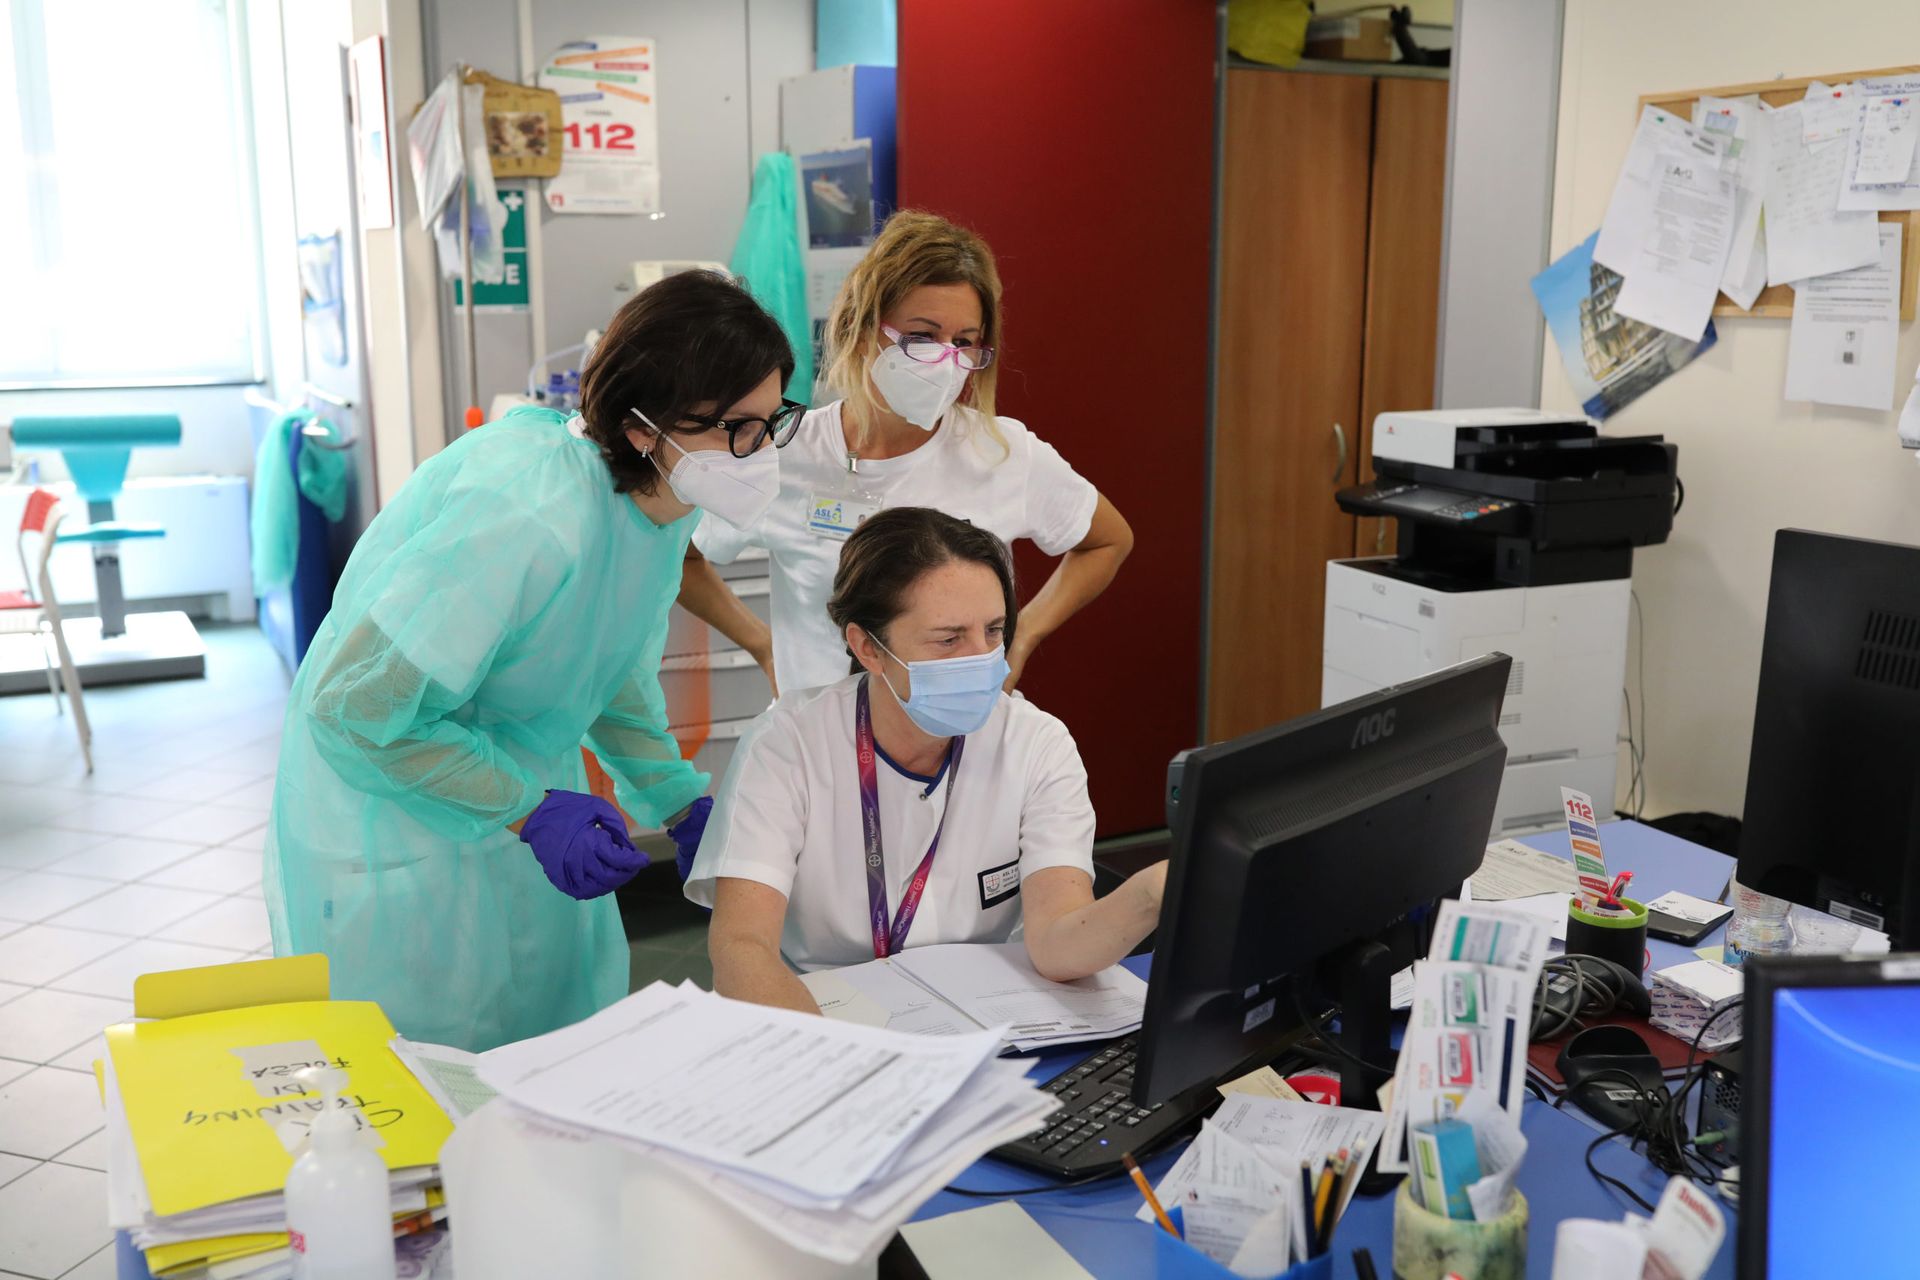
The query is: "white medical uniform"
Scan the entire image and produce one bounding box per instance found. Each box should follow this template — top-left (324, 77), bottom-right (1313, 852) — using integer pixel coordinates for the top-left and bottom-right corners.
top-left (693, 402), bottom-right (1099, 695)
top-left (684, 676), bottom-right (1096, 970)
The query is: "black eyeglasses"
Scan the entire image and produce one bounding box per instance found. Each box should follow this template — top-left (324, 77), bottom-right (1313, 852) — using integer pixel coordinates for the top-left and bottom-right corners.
top-left (682, 399), bottom-right (808, 458)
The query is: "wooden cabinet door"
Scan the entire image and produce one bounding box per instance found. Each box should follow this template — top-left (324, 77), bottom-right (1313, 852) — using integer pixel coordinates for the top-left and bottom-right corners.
top-left (1207, 70), bottom-right (1372, 742)
top-left (1356, 76), bottom-right (1451, 559)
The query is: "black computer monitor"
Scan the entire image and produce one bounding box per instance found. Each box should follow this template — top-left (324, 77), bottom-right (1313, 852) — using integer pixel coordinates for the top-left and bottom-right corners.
top-left (1133, 654), bottom-right (1512, 1108)
top-left (1739, 953), bottom-right (1920, 1276)
top-left (1736, 530), bottom-right (1920, 947)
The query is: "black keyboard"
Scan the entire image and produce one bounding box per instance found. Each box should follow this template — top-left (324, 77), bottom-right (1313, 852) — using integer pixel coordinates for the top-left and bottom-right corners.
top-left (990, 1036), bottom-right (1217, 1177)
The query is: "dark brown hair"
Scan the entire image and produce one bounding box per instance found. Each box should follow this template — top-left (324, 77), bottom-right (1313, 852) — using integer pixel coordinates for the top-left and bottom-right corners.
top-left (826, 507), bottom-right (1018, 674)
top-left (578, 270), bottom-right (795, 494)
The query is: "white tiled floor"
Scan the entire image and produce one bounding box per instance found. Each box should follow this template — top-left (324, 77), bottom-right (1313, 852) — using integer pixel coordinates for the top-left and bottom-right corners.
top-left (0, 626), bottom-right (289, 1279)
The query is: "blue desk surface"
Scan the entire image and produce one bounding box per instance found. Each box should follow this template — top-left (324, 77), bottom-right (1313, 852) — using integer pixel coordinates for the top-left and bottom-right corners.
top-left (912, 821), bottom-right (1740, 1279)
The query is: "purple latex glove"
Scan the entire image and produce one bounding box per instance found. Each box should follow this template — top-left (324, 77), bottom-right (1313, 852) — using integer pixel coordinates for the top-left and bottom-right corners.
top-left (519, 790), bottom-right (648, 900)
top-left (670, 795), bottom-right (714, 881)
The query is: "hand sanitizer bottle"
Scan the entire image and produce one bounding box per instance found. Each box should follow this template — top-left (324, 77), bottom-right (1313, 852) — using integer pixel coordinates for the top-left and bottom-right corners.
top-left (284, 1066), bottom-right (396, 1280)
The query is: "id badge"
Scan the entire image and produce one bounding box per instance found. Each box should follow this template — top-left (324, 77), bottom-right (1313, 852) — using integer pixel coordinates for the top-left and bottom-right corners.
top-left (808, 492), bottom-right (880, 540)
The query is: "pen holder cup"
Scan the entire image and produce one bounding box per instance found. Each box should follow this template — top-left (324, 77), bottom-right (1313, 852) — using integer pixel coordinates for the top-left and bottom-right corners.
top-left (1151, 1228), bottom-right (1333, 1280)
top-left (1564, 897), bottom-right (1650, 975)
top-left (1391, 1182), bottom-right (1528, 1280)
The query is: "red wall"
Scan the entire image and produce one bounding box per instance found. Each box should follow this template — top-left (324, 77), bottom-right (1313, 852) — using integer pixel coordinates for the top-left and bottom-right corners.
top-left (898, 1), bottom-right (1217, 835)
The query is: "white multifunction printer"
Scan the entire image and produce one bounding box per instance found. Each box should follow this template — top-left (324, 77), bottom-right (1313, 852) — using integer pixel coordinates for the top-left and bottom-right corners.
top-left (1324, 408), bottom-right (1680, 834)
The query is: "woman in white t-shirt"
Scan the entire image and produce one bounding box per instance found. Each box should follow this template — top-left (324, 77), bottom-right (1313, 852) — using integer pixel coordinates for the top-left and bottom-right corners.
top-left (686, 507), bottom-right (1166, 1012)
top-left (676, 209), bottom-right (1133, 696)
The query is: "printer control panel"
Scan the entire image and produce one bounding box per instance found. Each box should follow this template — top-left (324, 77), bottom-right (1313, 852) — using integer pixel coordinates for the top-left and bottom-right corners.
top-left (1354, 483), bottom-right (1523, 529)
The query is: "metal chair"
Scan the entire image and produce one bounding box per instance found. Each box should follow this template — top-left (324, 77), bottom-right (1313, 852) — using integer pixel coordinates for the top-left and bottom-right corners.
top-left (0, 488), bottom-right (92, 771)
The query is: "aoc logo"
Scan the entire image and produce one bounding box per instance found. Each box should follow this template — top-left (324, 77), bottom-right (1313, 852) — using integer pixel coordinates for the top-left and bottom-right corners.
top-left (1350, 709), bottom-right (1396, 749)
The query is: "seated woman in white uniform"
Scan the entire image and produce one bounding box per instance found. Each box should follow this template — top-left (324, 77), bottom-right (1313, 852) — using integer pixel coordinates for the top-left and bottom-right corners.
top-left (686, 507), bottom-right (1167, 1012)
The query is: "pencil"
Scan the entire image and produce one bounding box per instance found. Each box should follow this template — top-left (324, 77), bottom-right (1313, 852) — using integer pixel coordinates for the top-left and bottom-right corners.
top-left (1123, 1152), bottom-right (1178, 1238)
top-left (1311, 1156), bottom-right (1339, 1245)
top-left (1335, 1146), bottom-right (1365, 1215)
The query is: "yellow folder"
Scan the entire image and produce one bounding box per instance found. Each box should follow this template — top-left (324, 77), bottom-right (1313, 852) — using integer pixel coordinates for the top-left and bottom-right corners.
top-left (105, 958), bottom-right (452, 1220)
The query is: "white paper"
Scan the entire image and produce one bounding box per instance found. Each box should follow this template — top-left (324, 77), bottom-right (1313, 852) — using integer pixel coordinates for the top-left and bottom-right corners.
top-left (1900, 381), bottom-right (1920, 448)
top-left (1784, 223), bottom-right (1901, 411)
top-left (539, 37), bottom-right (662, 215)
top-left (890, 942), bottom-right (1146, 1050)
top-left (1552, 1218), bottom-right (1650, 1280)
top-left (1839, 77), bottom-right (1920, 210)
top-left (898, 1203), bottom-right (1094, 1280)
top-left (1594, 106), bottom-right (1724, 275)
top-left (801, 963), bottom-right (975, 1036)
top-left (1186, 1176), bottom-right (1285, 1268)
top-left (1643, 892), bottom-right (1733, 927)
top-left (1801, 81), bottom-right (1855, 149)
top-left (1456, 1093), bottom-right (1528, 1223)
top-left (1227, 1200), bottom-right (1296, 1278)
top-left (1472, 839), bottom-right (1579, 900)
top-left (477, 982), bottom-right (1003, 1205)
top-left (1642, 1176), bottom-right (1726, 1280)
top-left (1380, 900), bottom-right (1549, 1173)
top-left (1764, 103), bottom-right (1883, 285)
top-left (1692, 94), bottom-right (1772, 304)
top-left (1139, 1098), bottom-right (1383, 1228)
top-left (1854, 94), bottom-right (1918, 185)
top-left (1613, 149), bottom-right (1739, 340)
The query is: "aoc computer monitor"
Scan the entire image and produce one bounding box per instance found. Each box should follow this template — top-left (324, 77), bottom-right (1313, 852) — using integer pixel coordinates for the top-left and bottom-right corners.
top-left (1134, 654), bottom-right (1512, 1107)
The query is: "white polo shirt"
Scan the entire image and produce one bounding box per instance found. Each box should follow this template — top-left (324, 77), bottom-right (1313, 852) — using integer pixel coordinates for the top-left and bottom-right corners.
top-left (693, 401), bottom-right (1100, 695)
top-left (684, 676), bottom-right (1097, 971)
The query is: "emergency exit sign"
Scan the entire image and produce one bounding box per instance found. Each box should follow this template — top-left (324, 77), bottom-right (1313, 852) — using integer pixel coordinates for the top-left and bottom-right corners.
top-left (453, 186), bottom-right (530, 312)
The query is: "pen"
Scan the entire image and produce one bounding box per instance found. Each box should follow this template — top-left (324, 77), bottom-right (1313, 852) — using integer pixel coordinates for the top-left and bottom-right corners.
top-left (1353, 1246), bottom-right (1381, 1280)
top-left (1299, 1161), bottom-right (1317, 1259)
top-left (1123, 1152), bottom-right (1178, 1238)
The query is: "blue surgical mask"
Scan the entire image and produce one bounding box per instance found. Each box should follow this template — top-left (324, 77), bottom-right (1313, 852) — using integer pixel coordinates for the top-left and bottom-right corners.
top-left (872, 639), bottom-right (1010, 737)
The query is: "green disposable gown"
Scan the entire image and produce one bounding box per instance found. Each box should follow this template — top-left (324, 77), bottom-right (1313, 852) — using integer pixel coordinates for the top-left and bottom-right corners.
top-left (263, 406), bottom-right (708, 1051)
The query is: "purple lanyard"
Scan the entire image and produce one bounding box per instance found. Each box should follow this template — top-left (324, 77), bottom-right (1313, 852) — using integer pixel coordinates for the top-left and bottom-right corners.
top-left (856, 675), bottom-right (963, 960)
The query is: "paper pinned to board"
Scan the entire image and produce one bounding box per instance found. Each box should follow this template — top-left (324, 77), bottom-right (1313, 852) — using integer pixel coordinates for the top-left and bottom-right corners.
top-left (1840, 76), bottom-right (1920, 210)
top-left (1593, 106), bottom-right (1724, 275)
top-left (1691, 94), bottom-right (1771, 308)
top-left (1801, 80), bottom-right (1856, 149)
top-left (1764, 102), bottom-right (1884, 285)
top-left (1611, 154), bottom-right (1738, 340)
top-left (1784, 222), bottom-right (1902, 411)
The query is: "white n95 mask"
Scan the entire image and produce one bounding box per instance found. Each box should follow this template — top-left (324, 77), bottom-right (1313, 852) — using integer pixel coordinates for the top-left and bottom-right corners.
top-left (632, 409), bottom-right (780, 529)
top-left (869, 343), bottom-right (970, 430)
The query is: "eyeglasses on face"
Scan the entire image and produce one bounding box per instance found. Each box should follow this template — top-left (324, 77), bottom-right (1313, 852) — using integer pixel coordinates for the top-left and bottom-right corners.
top-left (681, 399), bottom-right (809, 457)
top-left (881, 324), bottom-right (996, 371)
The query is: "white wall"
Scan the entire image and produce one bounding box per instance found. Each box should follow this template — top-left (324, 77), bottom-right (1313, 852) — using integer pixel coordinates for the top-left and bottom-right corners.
top-left (1545, 0), bottom-right (1920, 818)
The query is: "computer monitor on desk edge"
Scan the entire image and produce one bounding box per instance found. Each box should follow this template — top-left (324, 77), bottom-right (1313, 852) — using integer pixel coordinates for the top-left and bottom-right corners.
top-left (1739, 953), bottom-right (1920, 1277)
top-left (1133, 653), bottom-right (1512, 1109)
top-left (1736, 529), bottom-right (1920, 948)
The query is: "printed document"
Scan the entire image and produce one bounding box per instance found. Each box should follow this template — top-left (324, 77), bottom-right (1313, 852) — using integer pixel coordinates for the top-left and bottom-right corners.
top-left (1594, 106), bottom-right (1723, 276)
top-left (1785, 222), bottom-right (1901, 410)
top-left (1470, 839), bottom-right (1578, 901)
top-left (476, 982), bottom-right (1003, 1204)
top-left (1800, 81), bottom-right (1856, 149)
top-left (1764, 102), bottom-right (1882, 285)
top-left (1612, 154), bottom-right (1738, 340)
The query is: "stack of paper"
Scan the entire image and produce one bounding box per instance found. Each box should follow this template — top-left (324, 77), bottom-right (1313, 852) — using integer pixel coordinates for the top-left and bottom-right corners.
top-left (102, 1000), bottom-right (455, 1280)
top-left (1649, 959), bottom-right (1744, 1053)
top-left (800, 941), bottom-right (1147, 1052)
top-left (473, 981), bottom-right (1056, 1266)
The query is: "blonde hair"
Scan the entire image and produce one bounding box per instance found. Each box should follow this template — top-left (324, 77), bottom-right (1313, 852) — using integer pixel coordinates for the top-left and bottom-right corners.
top-left (823, 210), bottom-right (1005, 455)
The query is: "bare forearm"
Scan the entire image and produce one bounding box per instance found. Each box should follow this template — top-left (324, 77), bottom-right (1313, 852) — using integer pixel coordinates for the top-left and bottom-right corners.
top-left (678, 557), bottom-right (773, 664)
top-left (1019, 544), bottom-right (1127, 651)
top-left (1025, 864), bottom-right (1164, 982)
top-left (712, 936), bottom-right (820, 1014)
